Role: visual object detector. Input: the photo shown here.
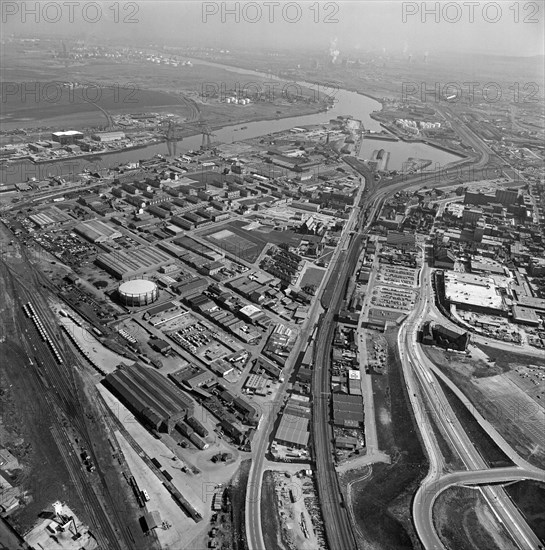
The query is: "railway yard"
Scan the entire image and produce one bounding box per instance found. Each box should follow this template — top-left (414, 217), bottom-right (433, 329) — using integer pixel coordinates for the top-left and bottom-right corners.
top-left (0, 26), bottom-right (544, 550)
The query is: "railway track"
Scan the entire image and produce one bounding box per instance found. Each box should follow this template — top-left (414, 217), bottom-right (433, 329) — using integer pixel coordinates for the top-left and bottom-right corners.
top-left (1, 259), bottom-right (131, 550)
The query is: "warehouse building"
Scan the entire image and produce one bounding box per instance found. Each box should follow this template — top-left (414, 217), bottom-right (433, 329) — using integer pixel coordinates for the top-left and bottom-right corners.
top-left (92, 131), bottom-right (126, 142)
top-left (332, 394), bottom-right (364, 427)
top-left (148, 204), bottom-right (170, 219)
top-left (174, 236), bottom-right (224, 261)
top-left (516, 296), bottom-right (545, 313)
top-left (239, 304), bottom-right (265, 323)
top-left (51, 130), bottom-right (84, 145)
top-left (103, 363), bottom-right (194, 433)
top-left (172, 276), bottom-right (208, 297)
top-left (254, 357), bottom-right (283, 380)
top-left (74, 219), bottom-right (122, 243)
top-left (283, 401), bottom-right (311, 419)
top-left (219, 420), bottom-right (245, 445)
top-left (209, 359), bottom-right (234, 378)
top-left (512, 305), bottom-right (540, 326)
top-left (201, 261), bottom-right (224, 276)
top-left (144, 301), bottom-right (179, 319)
top-left (157, 240), bottom-right (188, 259)
top-left (233, 396), bottom-right (260, 425)
top-left (244, 374), bottom-right (267, 394)
top-left (170, 216), bottom-right (195, 230)
top-left (28, 211), bottom-right (57, 228)
top-left (169, 366), bottom-right (214, 390)
top-left (96, 246), bottom-right (172, 279)
top-left (148, 337), bottom-right (172, 355)
top-left (274, 414), bottom-right (309, 448)
top-left (27, 206), bottom-right (74, 228)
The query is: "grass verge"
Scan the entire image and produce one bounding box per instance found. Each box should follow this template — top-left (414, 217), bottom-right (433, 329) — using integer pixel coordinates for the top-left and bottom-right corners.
top-left (433, 486), bottom-right (518, 550)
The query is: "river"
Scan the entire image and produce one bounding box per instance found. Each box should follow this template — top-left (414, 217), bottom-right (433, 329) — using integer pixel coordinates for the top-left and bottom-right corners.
top-left (1, 59), bottom-right (462, 184)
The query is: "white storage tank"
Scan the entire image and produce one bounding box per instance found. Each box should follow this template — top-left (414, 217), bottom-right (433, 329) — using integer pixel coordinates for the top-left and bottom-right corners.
top-left (118, 279), bottom-right (159, 306)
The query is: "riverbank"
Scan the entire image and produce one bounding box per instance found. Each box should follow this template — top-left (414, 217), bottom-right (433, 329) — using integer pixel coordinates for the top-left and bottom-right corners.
top-left (363, 132), bottom-right (398, 142)
top-left (0, 62), bottom-right (462, 183)
top-left (355, 89), bottom-right (386, 104)
top-left (370, 117), bottom-right (467, 159)
top-left (10, 139), bottom-right (163, 166)
top-left (4, 101), bottom-right (331, 169)
top-left (185, 58), bottom-right (466, 162)
top-left (204, 102), bottom-right (332, 136)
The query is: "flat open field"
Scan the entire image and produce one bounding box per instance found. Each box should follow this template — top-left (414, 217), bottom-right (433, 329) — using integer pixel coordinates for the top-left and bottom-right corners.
top-left (433, 486), bottom-right (518, 550)
top-left (1, 45), bottom-right (323, 132)
top-left (424, 345), bottom-right (545, 468)
top-left (298, 265), bottom-right (326, 290)
top-left (201, 220), bottom-right (303, 262)
top-left (475, 344), bottom-right (544, 370)
top-left (205, 228), bottom-right (264, 263)
top-left (1, 85), bottom-right (192, 130)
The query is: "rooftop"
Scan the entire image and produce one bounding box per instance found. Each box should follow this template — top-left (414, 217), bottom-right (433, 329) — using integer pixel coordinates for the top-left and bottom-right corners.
top-left (275, 413), bottom-right (309, 447)
top-left (444, 272), bottom-right (504, 311)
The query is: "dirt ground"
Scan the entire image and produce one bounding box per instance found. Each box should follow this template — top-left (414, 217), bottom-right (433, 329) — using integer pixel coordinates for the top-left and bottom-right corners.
top-left (261, 470), bottom-right (325, 550)
top-left (424, 345), bottom-right (545, 468)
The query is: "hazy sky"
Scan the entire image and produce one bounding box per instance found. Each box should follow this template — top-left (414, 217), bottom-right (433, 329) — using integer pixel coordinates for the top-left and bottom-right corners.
top-left (3, 1), bottom-right (544, 57)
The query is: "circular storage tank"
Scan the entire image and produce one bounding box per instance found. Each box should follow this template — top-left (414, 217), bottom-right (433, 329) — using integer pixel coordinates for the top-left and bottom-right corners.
top-left (118, 279), bottom-right (158, 307)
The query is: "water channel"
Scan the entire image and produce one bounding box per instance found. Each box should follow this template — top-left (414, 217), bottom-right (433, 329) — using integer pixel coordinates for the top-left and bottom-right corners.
top-left (1, 59), bottom-right (463, 184)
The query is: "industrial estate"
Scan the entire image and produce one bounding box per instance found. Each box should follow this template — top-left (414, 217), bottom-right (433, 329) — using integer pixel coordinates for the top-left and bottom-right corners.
top-left (0, 5), bottom-right (544, 550)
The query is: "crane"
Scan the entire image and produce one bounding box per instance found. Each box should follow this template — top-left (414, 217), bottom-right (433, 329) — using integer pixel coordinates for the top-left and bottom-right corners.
top-left (158, 116), bottom-right (216, 157)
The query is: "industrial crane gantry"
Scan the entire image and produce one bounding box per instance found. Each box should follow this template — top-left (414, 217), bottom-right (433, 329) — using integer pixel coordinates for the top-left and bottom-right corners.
top-left (159, 116), bottom-right (216, 156)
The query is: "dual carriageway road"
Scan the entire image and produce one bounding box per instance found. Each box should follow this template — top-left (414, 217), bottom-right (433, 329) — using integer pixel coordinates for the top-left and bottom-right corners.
top-left (399, 263), bottom-right (545, 550)
top-left (245, 171), bottom-right (367, 550)
top-left (247, 118), bottom-right (503, 550)
top-left (4, 99), bottom-right (532, 549)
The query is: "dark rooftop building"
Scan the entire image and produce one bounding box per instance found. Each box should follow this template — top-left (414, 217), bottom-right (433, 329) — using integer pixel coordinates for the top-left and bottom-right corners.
top-left (420, 321), bottom-right (470, 351)
top-left (332, 393), bottom-right (364, 426)
top-left (103, 363), bottom-right (194, 432)
top-left (434, 247), bottom-right (456, 270)
top-left (219, 419), bottom-right (245, 444)
top-left (169, 366), bottom-right (214, 390)
top-left (233, 396), bottom-right (260, 425)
